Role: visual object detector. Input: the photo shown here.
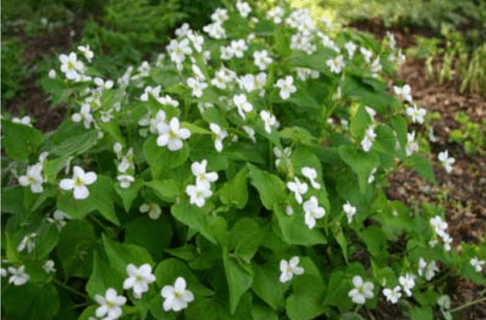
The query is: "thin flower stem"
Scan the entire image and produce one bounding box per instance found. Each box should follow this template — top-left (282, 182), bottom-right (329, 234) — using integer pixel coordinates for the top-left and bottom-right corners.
top-left (53, 279), bottom-right (89, 300)
top-left (450, 296), bottom-right (486, 313)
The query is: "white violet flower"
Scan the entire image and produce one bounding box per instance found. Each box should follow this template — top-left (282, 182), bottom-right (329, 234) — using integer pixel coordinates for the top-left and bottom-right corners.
top-left (287, 177), bottom-right (308, 204)
top-left (191, 159), bottom-right (218, 188)
top-left (260, 110), bottom-right (277, 134)
top-left (279, 256), bottom-right (304, 283)
top-left (343, 201), bottom-right (357, 224)
top-left (383, 286), bottom-right (401, 304)
top-left (94, 288), bottom-right (127, 319)
top-left (349, 276), bottom-right (374, 304)
top-left (399, 273), bottom-right (416, 297)
top-left (303, 196), bottom-right (326, 229)
top-left (59, 166), bottom-right (97, 200)
top-left (19, 164), bottom-right (44, 194)
top-left (161, 277), bottom-right (194, 312)
top-left (274, 76), bottom-right (297, 100)
top-left (17, 233), bottom-right (37, 253)
top-left (186, 182), bottom-right (213, 207)
top-left (8, 265), bottom-right (30, 286)
top-left (301, 167), bottom-right (321, 189)
top-left (123, 263), bottom-right (156, 299)
top-left (140, 203), bottom-right (162, 220)
top-left (156, 117), bottom-right (191, 151)
top-left (43, 260), bottom-right (56, 274)
top-left (209, 123), bottom-right (228, 152)
top-left (118, 174), bottom-right (135, 189)
top-left (470, 257), bottom-right (485, 273)
top-left (438, 150), bottom-right (455, 174)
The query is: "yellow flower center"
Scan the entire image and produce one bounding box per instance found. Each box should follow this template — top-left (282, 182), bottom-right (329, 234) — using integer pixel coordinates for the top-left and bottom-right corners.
top-left (169, 130), bottom-right (177, 140)
top-left (106, 300), bottom-right (115, 308)
top-left (67, 61), bottom-right (75, 70)
top-left (74, 177), bottom-right (84, 187)
top-left (136, 275), bottom-right (143, 282)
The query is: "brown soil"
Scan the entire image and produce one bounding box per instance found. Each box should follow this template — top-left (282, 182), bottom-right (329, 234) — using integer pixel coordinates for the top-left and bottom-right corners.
top-left (350, 18), bottom-right (486, 320)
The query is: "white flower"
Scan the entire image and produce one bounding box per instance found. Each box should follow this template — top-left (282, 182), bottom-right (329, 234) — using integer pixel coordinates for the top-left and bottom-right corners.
top-left (100, 109), bottom-right (113, 123)
top-left (191, 159), bottom-right (218, 188)
top-left (368, 167), bottom-right (377, 184)
top-left (425, 261), bottom-right (439, 281)
top-left (405, 131), bottom-right (419, 156)
top-left (393, 84), bottom-right (412, 103)
top-left (230, 39), bottom-right (248, 58)
top-left (8, 265), bottom-right (30, 286)
top-left (48, 69), bottom-right (57, 79)
top-left (141, 85), bottom-right (161, 102)
top-left (233, 94), bottom-right (253, 120)
top-left (326, 55), bottom-right (345, 73)
top-left (118, 175), bottom-right (135, 189)
top-left (360, 47), bottom-right (373, 63)
top-left (187, 31), bottom-right (204, 53)
top-left (43, 260), bottom-right (56, 274)
top-left (186, 182), bottom-right (213, 207)
top-left (418, 258), bottom-right (427, 277)
top-left (123, 263), bottom-right (156, 299)
top-left (175, 23), bottom-right (191, 37)
top-left (118, 148), bottom-right (134, 173)
top-left (406, 104), bottom-right (426, 124)
top-left (303, 196), bottom-right (326, 229)
top-left (429, 128), bottom-right (438, 142)
top-left (94, 288), bottom-right (127, 319)
top-left (78, 45), bottom-right (94, 63)
top-left (72, 104), bottom-right (94, 129)
top-left (279, 256), bottom-right (304, 283)
top-left (187, 77), bottom-right (208, 98)
top-left (274, 147), bottom-right (291, 169)
top-left (209, 123), bottom-right (228, 152)
top-left (361, 125), bottom-right (376, 152)
top-left (140, 203), bottom-right (162, 220)
top-left (203, 22), bottom-right (226, 39)
top-left (94, 77), bottom-right (114, 90)
top-left (59, 166), bottom-right (97, 200)
top-left (161, 277), bottom-right (194, 312)
top-left (301, 167), bottom-right (321, 189)
top-left (236, 1), bottom-right (251, 17)
top-left (344, 41), bottom-right (357, 59)
top-left (1, 268), bottom-right (6, 277)
top-left (386, 31), bottom-right (396, 49)
top-left (149, 110), bottom-right (167, 134)
top-left (254, 50), bottom-right (273, 70)
top-left (470, 257), bottom-right (485, 273)
top-left (343, 201), bottom-right (357, 224)
top-left (438, 150), bottom-right (455, 174)
top-left (430, 216), bottom-right (448, 237)
top-left (267, 6), bottom-right (285, 24)
top-left (242, 125), bottom-right (256, 143)
top-left (17, 233), bottom-right (37, 253)
top-left (167, 39), bottom-right (192, 65)
top-left (383, 286), bottom-right (401, 304)
top-left (59, 52), bottom-right (84, 80)
top-left (47, 210), bottom-right (70, 230)
top-left (287, 177), bottom-right (308, 204)
top-left (370, 57), bottom-right (382, 75)
top-left (211, 8), bottom-right (228, 23)
top-left (285, 205), bottom-right (294, 216)
top-left (399, 273), bottom-right (416, 297)
top-left (19, 164), bottom-right (44, 193)
top-left (348, 276), bottom-right (374, 304)
top-left (157, 117), bottom-right (191, 151)
top-left (12, 116), bottom-right (32, 126)
top-left (275, 76), bottom-right (297, 100)
top-left (260, 110), bottom-right (277, 134)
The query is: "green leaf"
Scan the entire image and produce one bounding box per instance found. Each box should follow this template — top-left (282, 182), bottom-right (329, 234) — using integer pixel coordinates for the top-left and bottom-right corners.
top-left (34, 224), bottom-right (59, 258)
top-left (125, 217), bottom-right (173, 261)
top-left (229, 218), bottom-right (264, 261)
top-left (286, 49), bottom-right (335, 75)
top-left (1, 186), bottom-right (24, 214)
top-left (247, 164), bottom-right (285, 210)
top-left (274, 27), bottom-right (291, 57)
top-left (359, 226), bottom-right (387, 260)
top-left (148, 294), bottom-right (177, 320)
top-left (220, 167), bottom-right (248, 209)
top-left (273, 205), bottom-right (327, 246)
top-left (342, 76), bottom-right (394, 113)
top-left (2, 283), bottom-right (60, 320)
top-left (102, 233), bottom-right (153, 276)
top-left (252, 303), bottom-right (279, 320)
top-left (324, 271), bottom-right (353, 312)
top-left (5, 232), bottom-right (20, 263)
top-left (146, 179), bottom-right (180, 203)
top-left (86, 250), bottom-right (125, 299)
top-left (410, 307), bottom-right (433, 320)
top-left (252, 261), bottom-right (287, 310)
top-left (338, 145), bottom-right (379, 193)
top-left (115, 179), bottom-right (143, 212)
top-left (406, 154), bottom-right (437, 184)
top-left (350, 105), bottom-right (371, 140)
top-left (78, 306), bottom-right (97, 320)
top-left (57, 175), bottom-right (120, 226)
top-left (374, 124), bottom-right (397, 155)
top-left (181, 121), bottom-right (211, 134)
top-left (51, 130), bottom-right (99, 157)
top-left (332, 223), bottom-right (349, 263)
top-left (154, 258), bottom-right (213, 297)
top-left (223, 248), bottom-right (254, 314)
top-left (286, 257), bottom-right (327, 320)
top-left (185, 294), bottom-right (252, 320)
top-left (1, 120), bottom-right (45, 160)
top-left (340, 312), bottom-right (366, 320)
top-left (144, 136), bottom-right (190, 179)
top-left (171, 199), bottom-right (217, 244)
top-left (57, 220), bottom-right (97, 278)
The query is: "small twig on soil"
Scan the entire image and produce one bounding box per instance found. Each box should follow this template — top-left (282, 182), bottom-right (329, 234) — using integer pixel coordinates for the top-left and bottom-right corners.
top-left (53, 279), bottom-right (89, 300)
top-left (450, 296), bottom-right (486, 313)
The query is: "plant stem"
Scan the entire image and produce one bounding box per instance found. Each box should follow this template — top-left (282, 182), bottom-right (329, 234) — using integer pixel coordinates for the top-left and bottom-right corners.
top-left (53, 279), bottom-right (89, 300)
top-left (450, 296), bottom-right (486, 313)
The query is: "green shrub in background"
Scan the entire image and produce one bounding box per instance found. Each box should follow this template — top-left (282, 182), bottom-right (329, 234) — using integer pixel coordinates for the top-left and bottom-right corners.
top-left (2, 1), bottom-right (486, 320)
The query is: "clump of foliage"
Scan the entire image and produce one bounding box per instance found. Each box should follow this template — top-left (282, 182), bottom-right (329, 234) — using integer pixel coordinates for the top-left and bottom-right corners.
top-left (448, 112), bottom-right (486, 155)
top-left (2, 1), bottom-right (485, 320)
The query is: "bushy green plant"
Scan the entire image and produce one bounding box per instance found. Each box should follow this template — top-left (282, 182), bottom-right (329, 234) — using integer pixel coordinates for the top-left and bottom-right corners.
top-left (448, 112), bottom-right (485, 155)
top-left (2, 2), bottom-right (485, 320)
top-left (1, 39), bottom-right (29, 105)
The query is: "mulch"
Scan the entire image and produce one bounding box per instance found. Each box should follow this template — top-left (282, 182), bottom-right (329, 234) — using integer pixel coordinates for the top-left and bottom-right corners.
top-left (350, 17), bottom-right (486, 320)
